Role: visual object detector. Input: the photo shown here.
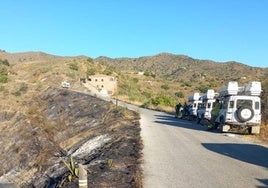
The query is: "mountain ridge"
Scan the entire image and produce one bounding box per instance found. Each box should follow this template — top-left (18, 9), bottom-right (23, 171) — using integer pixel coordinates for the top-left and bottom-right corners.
top-left (0, 50), bottom-right (266, 68)
top-left (95, 52), bottom-right (267, 85)
top-left (1, 50), bottom-right (267, 91)
top-left (0, 50), bottom-right (88, 64)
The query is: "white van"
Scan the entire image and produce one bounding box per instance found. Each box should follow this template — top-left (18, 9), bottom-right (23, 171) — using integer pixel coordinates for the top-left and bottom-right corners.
top-left (188, 93), bottom-right (202, 117)
top-left (215, 81), bottom-right (262, 134)
top-left (197, 89), bottom-right (216, 123)
top-left (61, 81), bottom-right (70, 88)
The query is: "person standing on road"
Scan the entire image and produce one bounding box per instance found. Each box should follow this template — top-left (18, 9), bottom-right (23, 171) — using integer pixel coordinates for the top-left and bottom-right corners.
top-left (175, 103), bottom-right (182, 118)
top-left (182, 102), bottom-right (189, 119)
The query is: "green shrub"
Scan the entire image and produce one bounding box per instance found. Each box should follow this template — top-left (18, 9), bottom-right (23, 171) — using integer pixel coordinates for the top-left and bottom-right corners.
top-left (183, 81), bottom-right (192, 87)
top-left (0, 64), bottom-right (8, 83)
top-left (86, 67), bottom-right (96, 76)
top-left (161, 84), bottom-right (170, 90)
top-left (144, 71), bottom-right (155, 78)
top-left (129, 87), bottom-right (140, 101)
top-left (0, 59), bottom-right (10, 66)
top-left (175, 91), bottom-right (184, 98)
top-left (197, 86), bottom-right (208, 93)
top-left (151, 93), bottom-right (176, 107)
top-left (0, 75), bottom-right (8, 83)
top-left (142, 91), bottom-right (152, 98)
top-left (102, 66), bottom-right (115, 75)
top-left (208, 81), bottom-right (217, 88)
top-left (0, 66), bottom-right (8, 75)
top-left (132, 78), bottom-right (139, 83)
top-left (69, 63), bottom-right (78, 71)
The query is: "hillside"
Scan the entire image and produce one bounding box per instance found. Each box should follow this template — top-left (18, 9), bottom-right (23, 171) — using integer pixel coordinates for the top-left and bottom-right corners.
top-left (96, 53), bottom-right (267, 85)
top-left (1, 50), bottom-right (267, 110)
top-left (1, 51), bottom-right (267, 84)
top-left (0, 51), bottom-right (142, 187)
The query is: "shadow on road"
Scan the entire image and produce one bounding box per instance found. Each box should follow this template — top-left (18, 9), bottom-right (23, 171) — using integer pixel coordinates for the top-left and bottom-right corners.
top-left (256, 178), bottom-right (268, 188)
top-left (154, 114), bottom-right (212, 132)
top-left (202, 143), bottom-right (268, 169)
top-left (155, 114), bottom-right (268, 169)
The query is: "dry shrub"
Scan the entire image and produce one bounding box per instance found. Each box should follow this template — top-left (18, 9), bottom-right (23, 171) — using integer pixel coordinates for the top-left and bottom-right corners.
top-left (260, 124), bottom-right (268, 143)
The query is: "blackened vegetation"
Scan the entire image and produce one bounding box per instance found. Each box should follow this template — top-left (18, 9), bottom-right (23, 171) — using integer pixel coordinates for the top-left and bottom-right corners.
top-left (0, 88), bottom-right (142, 187)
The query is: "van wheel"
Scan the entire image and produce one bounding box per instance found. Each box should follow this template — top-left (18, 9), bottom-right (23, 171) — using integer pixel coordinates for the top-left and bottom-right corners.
top-left (237, 106), bottom-right (254, 122)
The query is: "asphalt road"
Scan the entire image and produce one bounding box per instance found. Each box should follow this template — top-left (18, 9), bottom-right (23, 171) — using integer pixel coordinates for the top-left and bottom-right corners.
top-left (91, 96), bottom-right (268, 188)
top-left (139, 108), bottom-right (268, 188)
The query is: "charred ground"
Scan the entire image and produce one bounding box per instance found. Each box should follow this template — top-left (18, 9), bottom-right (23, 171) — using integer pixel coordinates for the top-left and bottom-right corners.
top-left (0, 88), bottom-right (142, 187)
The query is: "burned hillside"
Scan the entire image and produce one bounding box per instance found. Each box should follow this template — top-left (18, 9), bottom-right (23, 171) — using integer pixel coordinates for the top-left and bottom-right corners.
top-left (0, 87), bottom-right (142, 187)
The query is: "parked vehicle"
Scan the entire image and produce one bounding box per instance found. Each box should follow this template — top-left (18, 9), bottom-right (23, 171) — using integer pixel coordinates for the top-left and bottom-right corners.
top-left (196, 89), bottom-right (216, 123)
top-left (188, 93), bottom-right (202, 120)
top-left (214, 81), bottom-right (262, 134)
top-left (61, 81), bottom-right (70, 88)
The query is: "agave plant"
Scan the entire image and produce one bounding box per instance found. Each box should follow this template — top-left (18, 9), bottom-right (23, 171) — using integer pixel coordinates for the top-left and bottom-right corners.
top-left (61, 155), bottom-right (78, 182)
top-left (107, 159), bottom-right (113, 169)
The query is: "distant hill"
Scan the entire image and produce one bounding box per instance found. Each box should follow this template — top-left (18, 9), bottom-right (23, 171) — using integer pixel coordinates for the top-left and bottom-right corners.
top-left (0, 50), bottom-right (87, 64)
top-left (0, 50), bottom-right (62, 64)
top-left (1, 50), bottom-right (267, 84)
top-left (1, 50), bottom-right (267, 94)
top-left (96, 52), bottom-right (268, 87)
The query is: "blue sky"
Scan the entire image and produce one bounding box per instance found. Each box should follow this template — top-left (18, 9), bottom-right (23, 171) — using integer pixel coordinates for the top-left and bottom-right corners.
top-left (1, 0), bottom-right (267, 68)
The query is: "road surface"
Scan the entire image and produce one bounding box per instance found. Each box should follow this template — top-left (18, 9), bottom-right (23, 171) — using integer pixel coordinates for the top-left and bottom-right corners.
top-left (139, 108), bottom-right (268, 188)
top-left (81, 89), bottom-right (268, 188)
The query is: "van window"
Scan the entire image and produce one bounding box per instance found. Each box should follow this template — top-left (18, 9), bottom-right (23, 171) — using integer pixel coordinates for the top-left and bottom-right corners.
top-left (255, 101), bottom-right (260, 110)
top-left (236, 99), bottom-right (252, 108)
